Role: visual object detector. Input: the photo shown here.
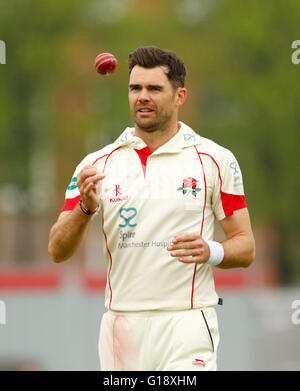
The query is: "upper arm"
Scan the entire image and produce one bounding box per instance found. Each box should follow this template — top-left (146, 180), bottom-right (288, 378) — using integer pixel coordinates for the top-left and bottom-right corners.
top-left (219, 207), bottom-right (254, 240)
top-left (217, 207), bottom-right (255, 268)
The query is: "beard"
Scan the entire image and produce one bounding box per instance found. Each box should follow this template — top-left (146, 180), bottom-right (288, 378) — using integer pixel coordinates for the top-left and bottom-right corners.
top-left (133, 110), bottom-right (173, 133)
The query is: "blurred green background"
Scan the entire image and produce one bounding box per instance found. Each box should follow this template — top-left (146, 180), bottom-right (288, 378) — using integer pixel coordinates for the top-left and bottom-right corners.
top-left (0, 0), bottom-right (299, 283)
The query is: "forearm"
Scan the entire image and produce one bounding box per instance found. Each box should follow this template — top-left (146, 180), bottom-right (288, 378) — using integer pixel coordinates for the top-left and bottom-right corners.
top-left (217, 233), bottom-right (255, 269)
top-left (48, 204), bottom-right (93, 263)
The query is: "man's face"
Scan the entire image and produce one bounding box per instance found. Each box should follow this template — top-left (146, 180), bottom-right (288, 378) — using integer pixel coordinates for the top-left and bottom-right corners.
top-left (128, 65), bottom-right (182, 132)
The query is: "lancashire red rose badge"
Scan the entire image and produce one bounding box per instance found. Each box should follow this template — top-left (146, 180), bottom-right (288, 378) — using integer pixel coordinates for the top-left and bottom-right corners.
top-left (177, 177), bottom-right (201, 197)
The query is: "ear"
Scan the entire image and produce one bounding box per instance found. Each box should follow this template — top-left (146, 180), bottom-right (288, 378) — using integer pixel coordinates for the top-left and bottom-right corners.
top-left (175, 88), bottom-right (187, 107)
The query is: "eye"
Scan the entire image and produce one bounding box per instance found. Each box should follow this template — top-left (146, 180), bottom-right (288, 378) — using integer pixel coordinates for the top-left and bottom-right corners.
top-left (129, 85), bottom-right (140, 91)
top-left (149, 86), bottom-right (161, 91)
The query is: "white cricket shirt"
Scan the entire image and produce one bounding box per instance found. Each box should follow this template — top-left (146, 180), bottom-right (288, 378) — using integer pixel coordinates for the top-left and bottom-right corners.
top-left (62, 122), bottom-right (247, 311)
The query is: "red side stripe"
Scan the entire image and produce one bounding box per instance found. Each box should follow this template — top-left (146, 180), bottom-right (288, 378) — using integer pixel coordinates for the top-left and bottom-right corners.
top-left (97, 146), bottom-right (121, 309)
top-left (191, 146), bottom-right (207, 309)
top-left (102, 215), bottom-right (113, 309)
top-left (102, 146), bottom-right (121, 174)
top-left (197, 152), bottom-right (223, 186)
top-left (198, 154), bottom-right (207, 236)
top-left (92, 153), bottom-right (109, 166)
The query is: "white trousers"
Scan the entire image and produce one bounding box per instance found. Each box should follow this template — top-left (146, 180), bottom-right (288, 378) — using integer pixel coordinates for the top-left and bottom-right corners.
top-left (98, 307), bottom-right (219, 371)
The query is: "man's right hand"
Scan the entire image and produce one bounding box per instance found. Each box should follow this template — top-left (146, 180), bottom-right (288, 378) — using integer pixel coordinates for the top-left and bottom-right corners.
top-left (48, 165), bottom-right (105, 263)
top-left (77, 165), bottom-right (106, 211)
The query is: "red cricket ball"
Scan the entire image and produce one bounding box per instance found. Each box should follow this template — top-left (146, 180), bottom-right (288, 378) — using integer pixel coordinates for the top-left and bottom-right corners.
top-left (94, 52), bottom-right (117, 75)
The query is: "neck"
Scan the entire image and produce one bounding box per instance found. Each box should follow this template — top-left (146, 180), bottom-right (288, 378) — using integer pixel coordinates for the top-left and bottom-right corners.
top-left (134, 120), bottom-right (181, 152)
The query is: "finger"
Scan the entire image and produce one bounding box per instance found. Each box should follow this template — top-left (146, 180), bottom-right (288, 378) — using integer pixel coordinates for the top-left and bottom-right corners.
top-left (78, 167), bottom-right (102, 184)
top-left (83, 181), bottom-right (97, 196)
top-left (88, 173), bottom-right (105, 183)
top-left (78, 173), bottom-right (104, 186)
top-left (178, 255), bottom-right (207, 264)
top-left (172, 232), bottom-right (200, 244)
top-left (167, 241), bottom-right (199, 251)
top-left (79, 174), bottom-right (104, 190)
top-left (170, 249), bottom-right (200, 257)
top-left (177, 256), bottom-right (197, 264)
top-left (81, 166), bottom-right (98, 177)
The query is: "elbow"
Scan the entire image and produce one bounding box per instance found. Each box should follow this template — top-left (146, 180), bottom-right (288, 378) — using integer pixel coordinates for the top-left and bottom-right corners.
top-left (48, 242), bottom-right (66, 263)
top-left (242, 240), bottom-right (256, 268)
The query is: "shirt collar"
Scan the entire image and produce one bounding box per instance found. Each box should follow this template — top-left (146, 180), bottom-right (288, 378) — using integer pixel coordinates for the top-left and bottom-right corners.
top-left (114, 121), bottom-right (202, 153)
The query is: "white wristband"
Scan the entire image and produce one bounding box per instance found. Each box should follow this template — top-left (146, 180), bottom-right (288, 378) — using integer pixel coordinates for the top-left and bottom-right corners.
top-left (205, 240), bottom-right (224, 266)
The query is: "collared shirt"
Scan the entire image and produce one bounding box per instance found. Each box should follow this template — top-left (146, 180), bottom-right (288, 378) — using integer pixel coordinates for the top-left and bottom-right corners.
top-left (62, 122), bottom-right (247, 311)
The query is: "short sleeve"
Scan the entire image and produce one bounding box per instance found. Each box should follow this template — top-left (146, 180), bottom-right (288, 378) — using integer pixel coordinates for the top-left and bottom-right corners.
top-left (61, 152), bottom-right (105, 213)
top-left (212, 149), bottom-right (247, 220)
top-left (61, 165), bottom-right (81, 212)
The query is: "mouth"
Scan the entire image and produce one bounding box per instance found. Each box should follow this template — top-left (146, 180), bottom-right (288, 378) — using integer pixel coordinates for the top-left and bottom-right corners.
top-left (137, 107), bottom-right (155, 114)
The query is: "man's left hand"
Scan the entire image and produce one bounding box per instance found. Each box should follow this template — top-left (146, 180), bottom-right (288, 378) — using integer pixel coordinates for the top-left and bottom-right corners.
top-left (167, 232), bottom-right (210, 264)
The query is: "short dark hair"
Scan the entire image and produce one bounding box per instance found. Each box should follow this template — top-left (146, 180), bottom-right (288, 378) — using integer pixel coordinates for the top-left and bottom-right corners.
top-left (128, 46), bottom-right (186, 90)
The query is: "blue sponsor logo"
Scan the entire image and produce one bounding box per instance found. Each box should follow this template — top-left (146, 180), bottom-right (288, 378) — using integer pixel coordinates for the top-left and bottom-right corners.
top-left (119, 207), bottom-right (137, 227)
top-left (230, 161), bottom-right (239, 175)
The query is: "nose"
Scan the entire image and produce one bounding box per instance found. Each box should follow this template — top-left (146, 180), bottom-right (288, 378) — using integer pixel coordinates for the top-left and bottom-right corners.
top-left (137, 88), bottom-right (150, 103)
